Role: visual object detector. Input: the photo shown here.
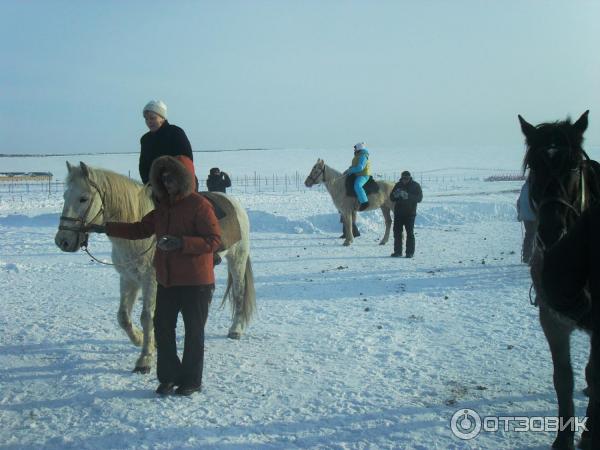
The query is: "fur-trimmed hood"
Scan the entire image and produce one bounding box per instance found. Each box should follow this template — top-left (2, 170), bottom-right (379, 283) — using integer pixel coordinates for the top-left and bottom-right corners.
top-left (149, 155), bottom-right (196, 201)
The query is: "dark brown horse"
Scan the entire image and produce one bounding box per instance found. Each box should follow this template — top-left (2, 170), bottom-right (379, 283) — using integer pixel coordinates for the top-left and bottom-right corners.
top-left (520, 110), bottom-right (600, 450)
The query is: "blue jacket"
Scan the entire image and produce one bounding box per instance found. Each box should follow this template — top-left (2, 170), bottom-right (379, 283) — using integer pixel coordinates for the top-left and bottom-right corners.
top-left (347, 149), bottom-right (371, 176)
top-left (517, 181), bottom-right (536, 222)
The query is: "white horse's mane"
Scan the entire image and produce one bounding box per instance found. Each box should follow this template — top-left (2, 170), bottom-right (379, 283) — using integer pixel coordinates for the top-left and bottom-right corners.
top-left (67, 166), bottom-right (153, 223)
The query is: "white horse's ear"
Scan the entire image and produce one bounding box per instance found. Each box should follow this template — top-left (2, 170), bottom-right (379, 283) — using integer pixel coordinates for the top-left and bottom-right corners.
top-left (66, 161), bottom-right (73, 172)
top-left (79, 162), bottom-right (90, 179)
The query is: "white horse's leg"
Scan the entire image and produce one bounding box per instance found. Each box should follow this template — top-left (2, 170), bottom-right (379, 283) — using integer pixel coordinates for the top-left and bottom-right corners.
top-left (379, 206), bottom-right (393, 245)
top-left (224, 248), bottom-right (255, 339)
top-left (117, 276), bottom-right (144, 347)
top-left (342, 211), bottom-right (354, 246)
top-left (133, 274), bottom-right (156, 373)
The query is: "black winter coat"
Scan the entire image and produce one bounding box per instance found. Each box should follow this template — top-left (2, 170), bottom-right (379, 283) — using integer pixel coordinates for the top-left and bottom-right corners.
top-left (390, 179), bottom-right (423, 216)
top-left (206, 173), bottom-right (232, 193)
top-left (139, 121), bottom-right (193, 184)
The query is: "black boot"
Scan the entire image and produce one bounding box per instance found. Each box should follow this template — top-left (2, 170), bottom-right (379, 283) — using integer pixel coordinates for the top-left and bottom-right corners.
top-left (175, 384), bottom-right (202, 396)
top-left (156, 382), bottom-right (176, 396)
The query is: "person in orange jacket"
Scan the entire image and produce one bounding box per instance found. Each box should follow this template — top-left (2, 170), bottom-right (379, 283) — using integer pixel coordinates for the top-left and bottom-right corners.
top-left (87, 155), bottom-right (221, 396)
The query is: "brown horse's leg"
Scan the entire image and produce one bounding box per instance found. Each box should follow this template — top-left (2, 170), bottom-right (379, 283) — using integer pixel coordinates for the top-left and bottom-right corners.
top-left (540, 305), bottom-right (577, 450)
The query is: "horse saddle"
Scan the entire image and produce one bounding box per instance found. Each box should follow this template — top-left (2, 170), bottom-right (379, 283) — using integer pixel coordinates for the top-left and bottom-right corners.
top-left (345, 174), bottom-right (380, 198)
top-left (199, 192), bottom-right (241, 249)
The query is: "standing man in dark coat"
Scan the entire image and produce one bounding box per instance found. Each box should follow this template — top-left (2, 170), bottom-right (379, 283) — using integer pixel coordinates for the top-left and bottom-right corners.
top-left (390, 171), bottom-right (423, 258)
top-left (206, 167), bottom-right (232, 193)
top-left (541, 204), bottom-right (600, 448)
top-left (139, 100), bottom-right (194, 185)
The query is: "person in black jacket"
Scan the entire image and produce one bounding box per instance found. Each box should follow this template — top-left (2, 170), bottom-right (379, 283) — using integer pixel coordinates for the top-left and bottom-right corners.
top-left (389, 171), bottom-right (423, 258)
top-left (139, 100), bottom-right (194, 185)
top-left (541, 204), bottom-right (600, 448)
top-left (206, 167), bottom-right (232, 193)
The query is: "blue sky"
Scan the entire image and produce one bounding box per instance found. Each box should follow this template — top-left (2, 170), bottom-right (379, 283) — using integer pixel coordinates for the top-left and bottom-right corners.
top-left (1, 0), bottom-right (599, 155)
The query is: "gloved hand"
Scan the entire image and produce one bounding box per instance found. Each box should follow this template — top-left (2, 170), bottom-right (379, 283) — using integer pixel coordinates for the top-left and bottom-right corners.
top-left (399, 190), bottom-right (409, 200)
top-left (157, 235), bottom-right (183, 251)
top-left (84, 224), bottom-right (106, 234)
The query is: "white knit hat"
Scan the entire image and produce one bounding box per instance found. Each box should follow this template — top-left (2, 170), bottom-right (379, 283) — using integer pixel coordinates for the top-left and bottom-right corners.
top-left (143, 100), bottom-right (167, 119)
top-left (354, 142), bottom-right (366, 151)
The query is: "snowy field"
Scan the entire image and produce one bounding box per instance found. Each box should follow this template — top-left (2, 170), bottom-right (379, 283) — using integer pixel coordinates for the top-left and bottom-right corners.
top-left (0, 147), bottom-right (594, 449)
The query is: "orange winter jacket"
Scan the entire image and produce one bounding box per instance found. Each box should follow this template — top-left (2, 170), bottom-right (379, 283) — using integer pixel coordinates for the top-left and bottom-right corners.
top-left (106, 193), bottom-right (221, 287)
top-left (106, 155), bottom-right (221, 287)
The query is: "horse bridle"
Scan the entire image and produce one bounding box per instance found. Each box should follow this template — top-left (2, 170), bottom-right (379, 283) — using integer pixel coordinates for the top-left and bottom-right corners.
top-left (58, 178), bottom-right (106, 247)
top-left (306, 164), bottom-right (327, 185)
top-left (530, 146), bottom-right (589, 252)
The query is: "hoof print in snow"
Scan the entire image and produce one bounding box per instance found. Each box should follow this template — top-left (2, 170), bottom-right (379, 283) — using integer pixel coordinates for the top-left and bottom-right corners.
top-left (475, 385), bottom-right (487, 391)
top-left (444, 398), bottom-right (457, 406)
top-left (481, 260), bottom-right (486, 264)
top-left (506, 344), bottom-right (514, 350)
top-left (364, 307), bottom-right (370, 312)
top-left (377, 325), bottom-right (382, 329)
top-left (444, 295), bottom-right (449, 300)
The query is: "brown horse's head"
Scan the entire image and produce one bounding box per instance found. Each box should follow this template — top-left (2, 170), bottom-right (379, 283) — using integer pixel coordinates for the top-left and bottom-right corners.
top-left (519, 110), bottom-right (589, 251)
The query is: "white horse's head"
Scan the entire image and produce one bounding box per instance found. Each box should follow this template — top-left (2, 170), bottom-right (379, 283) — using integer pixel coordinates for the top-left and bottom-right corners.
top-left (55, 161), bottom-right (105, 252)
top-left (304, 158), bottom-right (326, 188)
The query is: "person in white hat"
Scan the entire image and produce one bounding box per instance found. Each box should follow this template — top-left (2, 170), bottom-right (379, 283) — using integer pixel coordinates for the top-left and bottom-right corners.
top-left (344, 142), bottom-right (371, 211)
top-left (139, 100), bottom-right (194, 185)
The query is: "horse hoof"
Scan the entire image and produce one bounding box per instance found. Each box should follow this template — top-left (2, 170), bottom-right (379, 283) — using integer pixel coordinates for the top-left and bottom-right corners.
top-left (228, 331), bottom-right (241, 340)
top-left (132, 366), bottom-right (151, 374)
top-left (343, 241), bottom-right (351, 247)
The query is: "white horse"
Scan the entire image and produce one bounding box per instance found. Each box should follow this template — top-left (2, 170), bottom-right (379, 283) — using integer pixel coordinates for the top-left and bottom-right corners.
top-left (55, 162), bottom-right (255, 373)
top-left (304, 158), bottom-right (394, 246)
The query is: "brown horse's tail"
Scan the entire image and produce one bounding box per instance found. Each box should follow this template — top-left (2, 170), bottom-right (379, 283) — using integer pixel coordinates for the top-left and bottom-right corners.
top-left (221, 255), bottom-right (256, 329)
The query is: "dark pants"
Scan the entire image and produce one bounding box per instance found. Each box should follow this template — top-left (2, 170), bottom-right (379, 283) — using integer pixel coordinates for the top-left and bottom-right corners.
top-left (154, 284), bottom-right (212, 387)
top-left (522, 220), bottom-right (536, 263)
top-left (393, 213), bottom-right (416, 256)
top-left (341, 216), bottom-right (360, 237)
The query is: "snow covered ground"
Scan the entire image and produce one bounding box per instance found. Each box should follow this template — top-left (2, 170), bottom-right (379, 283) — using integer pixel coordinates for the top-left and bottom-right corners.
top-left (0, 149), bottom-right (593, 449)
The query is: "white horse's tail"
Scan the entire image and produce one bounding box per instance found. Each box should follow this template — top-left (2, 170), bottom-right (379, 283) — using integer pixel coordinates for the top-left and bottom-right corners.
top-left (221, 256), bottom-right (256, 329)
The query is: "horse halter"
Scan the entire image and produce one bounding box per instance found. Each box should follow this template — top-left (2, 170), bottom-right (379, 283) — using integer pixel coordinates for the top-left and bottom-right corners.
top-left (530, 144), bottom-right (588, 252)
top-left (58, 178), bottom-right (105, 242)
top-left (306, 164), bottom-right (326, 185)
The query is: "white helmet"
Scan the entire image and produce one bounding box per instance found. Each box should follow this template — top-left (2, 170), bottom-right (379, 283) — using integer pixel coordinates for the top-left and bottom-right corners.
top-left (354, 142), bottom-right (366, 151)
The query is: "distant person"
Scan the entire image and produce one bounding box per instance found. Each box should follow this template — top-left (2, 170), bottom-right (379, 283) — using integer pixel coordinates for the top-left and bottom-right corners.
top-left (344, 142), bottom-right (371, 211)
top-left (390, 171), bottom-right (423, 258)
top-left (206, 167), bottom-right (231, 193)
top-left (85, 155), bottom-right (221, 397)
top-left (138, 100), bottom-right (194, 185)
top-left (516, 178), bottom-right (536, 264)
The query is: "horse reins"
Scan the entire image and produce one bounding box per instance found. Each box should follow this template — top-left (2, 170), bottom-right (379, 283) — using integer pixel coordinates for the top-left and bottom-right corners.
top-left (59, 176), bottom-right (154, 266)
